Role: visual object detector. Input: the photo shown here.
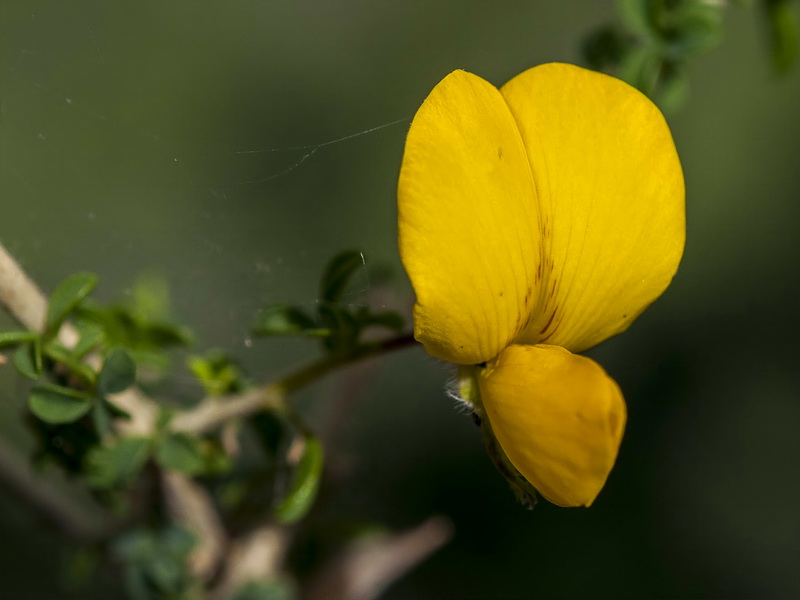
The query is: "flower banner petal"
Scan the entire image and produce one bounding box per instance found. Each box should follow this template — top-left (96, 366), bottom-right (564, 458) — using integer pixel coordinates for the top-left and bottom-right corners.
top-left (399, 70), bottom-right (542, 365)
top-left (501, 63), bottom-right (685, 353)
top-left (478, 344), bottom-right (626, 507)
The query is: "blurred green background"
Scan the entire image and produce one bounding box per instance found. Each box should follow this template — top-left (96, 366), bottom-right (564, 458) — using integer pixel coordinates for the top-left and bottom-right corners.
top-left (2, 1), bottom-right (800, 598)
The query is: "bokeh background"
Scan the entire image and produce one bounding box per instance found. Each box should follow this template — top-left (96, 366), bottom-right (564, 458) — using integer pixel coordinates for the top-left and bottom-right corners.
top-left (2, 1), bottom-right (800, 598)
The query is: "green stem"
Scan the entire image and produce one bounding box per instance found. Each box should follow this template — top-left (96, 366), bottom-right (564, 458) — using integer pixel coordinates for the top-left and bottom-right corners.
top-left (173, 332), bottom-right (418, 434)
top-left (278, 332), bottom-right (418, 394)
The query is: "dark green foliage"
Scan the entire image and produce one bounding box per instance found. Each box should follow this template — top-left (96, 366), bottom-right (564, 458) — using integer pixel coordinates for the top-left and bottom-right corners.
top-left (187, 350), bottom-right (246, 396)
top-left (766, 0), bottom-right (799, 70)
top-left (253, 250), bottom-right (405, 358)
top-left (44, 341), bottom-right (97, 385)
top-left (98, 349), bottom-right (137, 395)
top-left (232, 580), bottom-right (296, 600)
top-left (85, 437), bottom-right (152, 489)
top-left (252, 303), bottom-right (320, 337)
top-left (71, 321), bottom-right (106, 358)
top-left (155, 433), bottom-right (208, 476)
top-left (29, 417), bottom-right (101, 475)
top-left (583, 0), bottom-right (798, 110)
top-left (113, 527), bottom-right (196, 600)
top-left (28, 383), bottom-right (94, 424)
top-left (75, 302), bottom-right (191, 372)
top-left (320, 250), bottom-right (365, 303)
top-left (13, 342), bottom-right (42, 380)
top-left (46, 272), bottom-right (98, 337)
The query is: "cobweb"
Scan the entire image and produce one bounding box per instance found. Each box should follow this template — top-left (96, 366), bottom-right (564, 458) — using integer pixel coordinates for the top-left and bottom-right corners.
top-left (1, 8), bottom-right (416, 392)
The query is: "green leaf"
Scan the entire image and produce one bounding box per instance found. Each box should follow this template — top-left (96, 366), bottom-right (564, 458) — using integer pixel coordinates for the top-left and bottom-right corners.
top-left (253, 303), bottom-right (320, 337)
top-left (318, 303), bottom-right (360, 355)
top-left (98, 349), bottom-right (137, 395)
top-left (187, 350), bottom-right (245, 396)
top-left (767, 0), bottom-right (798, 71)
top-left (28, 383), bottom-right (93, 424)
top-left (92, 399), bottom-right (113, 438)
top-left (72, 322), bottom-right (106, 358)
top-left (618, 45), bottom-right (662, 96)
top-left (274, 436), bottom-right (324, 524)
top-left (43, 341), bottom-right (97, 384)
top-left (665, 2), bottom-right (723, 58)
top-left (616, 0), bottom-right (656, 37)
top-left (233, 580), bottom-right (296, 600)
top-left (46, 272), bottom-right (98, 336)
top-left (320, 250), bottom-right (364, 303)
top-left (657, 64), bottom-right (690, 112)
top-left (155, 433), bottom-right (206, 475)
top-left (85, 437), bottom-right (151, 488)
top-left (582, 25), bottom-right (635, 70)
top-left (0, 330), bottom-right (38, 348)
top-left (12, 343), bottom-right (41, 380)
top-left (141, 322), bottom-right (193, 347)
top-left (114, 527), bottom-right (195, 598)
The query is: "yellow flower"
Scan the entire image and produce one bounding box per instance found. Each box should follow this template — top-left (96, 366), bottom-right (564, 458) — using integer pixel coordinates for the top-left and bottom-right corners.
top-left (398, 63), bottom-right (685, 507)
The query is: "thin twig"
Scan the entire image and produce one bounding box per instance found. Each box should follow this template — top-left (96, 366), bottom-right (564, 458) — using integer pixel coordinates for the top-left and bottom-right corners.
top-left (172, 334), bottom-right (417, 435)
top-left (0, 244), bottom-right (48, 332)
top-left (161, 471), bottom-right (228, 581)
top-left (303, 516), bottom-right (454, 600)
top-left (210, 523), bottom-right (292, 600)
top-left (0, 242), bottom-right (78, 346)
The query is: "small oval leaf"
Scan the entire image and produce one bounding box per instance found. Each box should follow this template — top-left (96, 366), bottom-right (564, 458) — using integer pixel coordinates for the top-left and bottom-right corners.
top-left (320, 250), bottom-right (364, 303)
top-left (252, 304), bottom-right (319, 337)
top-left (274, 436), bottom-right (324, 524)
top-left (85, 437), bottom-right (151, 488)
top-left (98, 349), bottom-right (137, 395)
top-left (44, 341), bottom-right (97, 384)
top-left (46, 272), bottom-right (98, 336)
top-left (72, 324), bottom-right (106, 358)
top-left (29, 384), bottom-right (93, 424)
top-left (12, 344), bottom-right (41, 380)
top-left (155, 433), bottom-right (206, 475)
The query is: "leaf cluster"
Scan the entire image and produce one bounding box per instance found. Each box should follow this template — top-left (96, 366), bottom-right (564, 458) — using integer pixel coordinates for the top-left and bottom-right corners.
top-left (583, 0), bottom-right (798, 110)
top-left (252, 250), bottom-right (404, 359)
top-left (0, 250), bottom-right (409, 599)
top-left (113, 526), bottom-right (198, 600)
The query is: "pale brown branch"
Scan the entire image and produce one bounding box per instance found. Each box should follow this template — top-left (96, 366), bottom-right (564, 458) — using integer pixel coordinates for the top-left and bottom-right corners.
top-left (171, 385), bottom-right (286, 434)
top-left (303, 516), bottom-right (454, 600)
top-left (211, 523), bottom-right (293, 600)
top-left (0, 243), bottom-right (48, 332)
top-left (0, 242), bottom-right (78, 346)
top-left (161, 471), bottom-right (228, 582)
top-left (171, 332), bottom-right (416, 436)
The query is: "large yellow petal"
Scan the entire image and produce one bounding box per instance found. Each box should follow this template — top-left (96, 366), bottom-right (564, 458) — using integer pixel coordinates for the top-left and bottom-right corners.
top-left (501, 63), bottom-right (685, 353)
top-left (398, 70), bottom-right (542, 364)
top-left (478, 344), bottom-right (626, 507)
